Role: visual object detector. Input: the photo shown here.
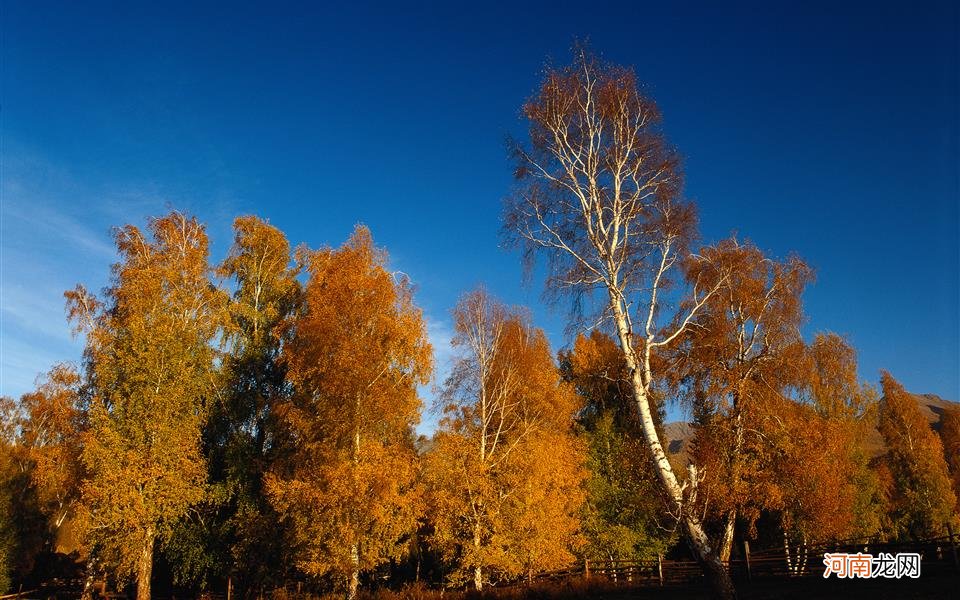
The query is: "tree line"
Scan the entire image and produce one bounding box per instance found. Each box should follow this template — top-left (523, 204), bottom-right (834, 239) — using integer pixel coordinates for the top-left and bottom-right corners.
top-left (1, 49), bottom-right (958, 600)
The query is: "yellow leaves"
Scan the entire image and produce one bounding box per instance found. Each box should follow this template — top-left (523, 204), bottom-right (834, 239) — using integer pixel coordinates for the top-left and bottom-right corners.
top-left (220, 215), bottom-right (301, 351)
top-left (268, 225), bottom-right (430, 584)
top-left (426, 289), bottom-right (586, 586)
top-left (68, 211), bottom-right (226, 582)
top-left (284, 226), bottom-right (430, 441)
top-left (17, 364), bottom-right (85, 529)
top-left (878, 372), bottom-right (957, 537)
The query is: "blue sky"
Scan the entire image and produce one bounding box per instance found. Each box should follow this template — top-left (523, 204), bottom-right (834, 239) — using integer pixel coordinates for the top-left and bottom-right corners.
top-left (2, 1), bottom-right (958, 428)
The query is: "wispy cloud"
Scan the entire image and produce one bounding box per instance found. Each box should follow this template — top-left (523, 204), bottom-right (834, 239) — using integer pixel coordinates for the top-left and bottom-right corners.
top-left (3, 202), bottom-right (117, 261)
top-left (416, 314), bottom-right (457, 436)
top-left (0, 144), bottom-right (245, 400)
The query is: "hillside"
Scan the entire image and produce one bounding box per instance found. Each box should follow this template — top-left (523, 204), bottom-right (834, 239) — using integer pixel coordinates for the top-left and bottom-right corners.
top-left (664, 392), bottom-right (959, 464)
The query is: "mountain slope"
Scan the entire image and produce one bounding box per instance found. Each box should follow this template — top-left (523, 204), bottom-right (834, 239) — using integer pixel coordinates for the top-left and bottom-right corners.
top-left (664, 392), bottom-right (958, 463)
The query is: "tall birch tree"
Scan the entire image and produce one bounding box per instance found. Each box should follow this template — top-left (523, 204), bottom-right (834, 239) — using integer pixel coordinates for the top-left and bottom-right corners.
top-left (424, 289), bottom-right (585, 589)
top-left (503, 49), bottom-right (737, 599)
top-left (265, 226), bottom-right (431, 600)
top-left (678, 239), bottom-right (812, 562)
top-left (65, 212), bottom-right (225, 600)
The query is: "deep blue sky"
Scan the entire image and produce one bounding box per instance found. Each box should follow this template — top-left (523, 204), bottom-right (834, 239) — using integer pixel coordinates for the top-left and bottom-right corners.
top-left (2, 1), bottom-right (958, 427)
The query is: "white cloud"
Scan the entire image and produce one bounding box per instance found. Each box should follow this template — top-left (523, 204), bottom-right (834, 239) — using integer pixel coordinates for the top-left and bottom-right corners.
top-left (416, 314), bottom-right (457, 436)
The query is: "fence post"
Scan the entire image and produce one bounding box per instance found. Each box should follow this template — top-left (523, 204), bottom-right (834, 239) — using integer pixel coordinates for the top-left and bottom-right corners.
top-left (657, 553), bottom-right (664, 586)
top-left (948, 523), bottom-right (960, 573)
top-left (743, 540), bottom-right (752, 583)
top-left (583, 558), bottom-right (590, 579)
top-left (226, 575), bottom-right (232, 600)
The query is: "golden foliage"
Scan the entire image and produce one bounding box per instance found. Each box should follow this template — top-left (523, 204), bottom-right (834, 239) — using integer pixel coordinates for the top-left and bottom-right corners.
top-left (941, 405), bottom-right (960, 517)
top-left (424, 290), bottom-right (585, 588)
top-left (18, 364), bottom-right (86, 532)
top-left (878, 372), bottom-right (957, 538)
top-left (65, 212), bottom-right (226, 596)
top-left (266, 226), bottom-right (431, 595)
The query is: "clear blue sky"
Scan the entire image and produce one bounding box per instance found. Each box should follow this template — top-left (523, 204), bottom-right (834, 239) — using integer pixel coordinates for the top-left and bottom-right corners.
top-left (2, 1), bottom-right (957, 427)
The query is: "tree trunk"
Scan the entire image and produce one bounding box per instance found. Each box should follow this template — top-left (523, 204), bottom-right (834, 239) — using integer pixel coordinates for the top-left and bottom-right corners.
top-left (348, 543), bottom-right (360, 600)
top-left (719, 509), bottom-right (737, 563)
top-left (136, 526), bottom-right (155, 600)
top-left (79, 558), bottom-right (97, 600)
top-left (473, 523), bottom-right (483, 591)
top-left (684, 513), bottom-right (738, 599)
top-left (784, 531), bottom-right (791, 574)
top-left (609, 297), bottom-right (737, 600)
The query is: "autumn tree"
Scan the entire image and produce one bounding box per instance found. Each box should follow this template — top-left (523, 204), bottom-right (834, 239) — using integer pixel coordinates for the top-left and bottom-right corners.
top-left (2, 375), bottom-right (86, 591)
top-left (424, 290), bottom-right (585, 589)
top-left (766, 400), bottom-right (863, 574)
top-left (265, 226), bottom-right (431, 600)
top-left (65, 211), bottom-right (226, 600)
top-left (560, 331), bottom-right (672, 563)
top-left (0, 397), bottom-right (20, 594)
top-left (877, 372), bottom-right (957, 539)
top-left (167, 216), bottom-right (302, 590)
top-left (677, 239), bottom-right (812, 562)
top-left (941, 405), bottom-right (960, 517)
top-left (799, 334), bottom-right (883, 538)
top-left (691, 330), bottom-right (881, 569)
top-left (17, 364), bottom-right (86, 538)
top-left (504, 48), bottom-right (737, 598)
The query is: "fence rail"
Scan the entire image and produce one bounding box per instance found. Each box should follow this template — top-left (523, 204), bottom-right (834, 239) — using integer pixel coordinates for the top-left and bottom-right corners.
top-left (548, 533), bottom-right (960, 587)
top-left (12, 532), bottom-right (959, 599)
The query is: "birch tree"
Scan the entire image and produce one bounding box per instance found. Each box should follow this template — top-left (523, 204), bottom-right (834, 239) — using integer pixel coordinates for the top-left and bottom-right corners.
top-left (424, 290), bottom-right (585, 589)
top-left (503, 49), bottom-right (737, 599)
top-left (678, 239), bottom-right (812, 562)
top-left (167, 215), bottom-right (302, 589)
top-left (801, 334), bottom-right (884, 538)
top-left (877, 372), bottom-right (956, 539)
top-left (265, 226), bottom-right (431, 600)
top-left (65, 212), bottom-right (226, 600)
top-left (17, 364), bottom-right (86, 536)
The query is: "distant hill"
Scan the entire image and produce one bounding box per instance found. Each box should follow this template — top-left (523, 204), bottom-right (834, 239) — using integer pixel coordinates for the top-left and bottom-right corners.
top-left (664, 392), bottom-right (959, 465)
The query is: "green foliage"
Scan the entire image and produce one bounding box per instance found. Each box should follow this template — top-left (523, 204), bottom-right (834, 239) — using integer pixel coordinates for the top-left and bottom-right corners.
top-left (560, 332), bottom-right (673, 563)
top-left (164, 216), bottom-right (302, 591)
top-left (580, 413), bottom-right (671, 561)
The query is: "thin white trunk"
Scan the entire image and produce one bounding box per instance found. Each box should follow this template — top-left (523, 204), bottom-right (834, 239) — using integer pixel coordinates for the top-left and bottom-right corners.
top-left (348, 544), bottom-right (359, 600)
top-left (609, 294), bottom-right (737, 600)
top-left (720, 509), bottom-right (736, 563)
top-left (136, 526), bottom-right (154, 600)
top-left (473, 524), bottom-right (483, 591)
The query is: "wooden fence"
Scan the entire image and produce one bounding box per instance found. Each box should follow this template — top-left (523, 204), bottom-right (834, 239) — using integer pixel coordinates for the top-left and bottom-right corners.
top-left (526, 532), bottom-right (960, 587)
top-left (8, 530), bottom-right (959, 599)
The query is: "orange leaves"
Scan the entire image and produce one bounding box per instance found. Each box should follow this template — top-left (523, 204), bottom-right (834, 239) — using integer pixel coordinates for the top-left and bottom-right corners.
top-left (18, 364), bottom-right (85, 529)
top-left (425, 289), bottom-right (585, 588)
top-left (268, 226), bottom-right (431, 589)
top-left (940, 406), bottom-right (960, 516)
top-left (69, 211), bottom-right (225, 587)
top-left (283, 226), bottom-right (430, 444)
top-left (878, 373), bottom-right (957, 538)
